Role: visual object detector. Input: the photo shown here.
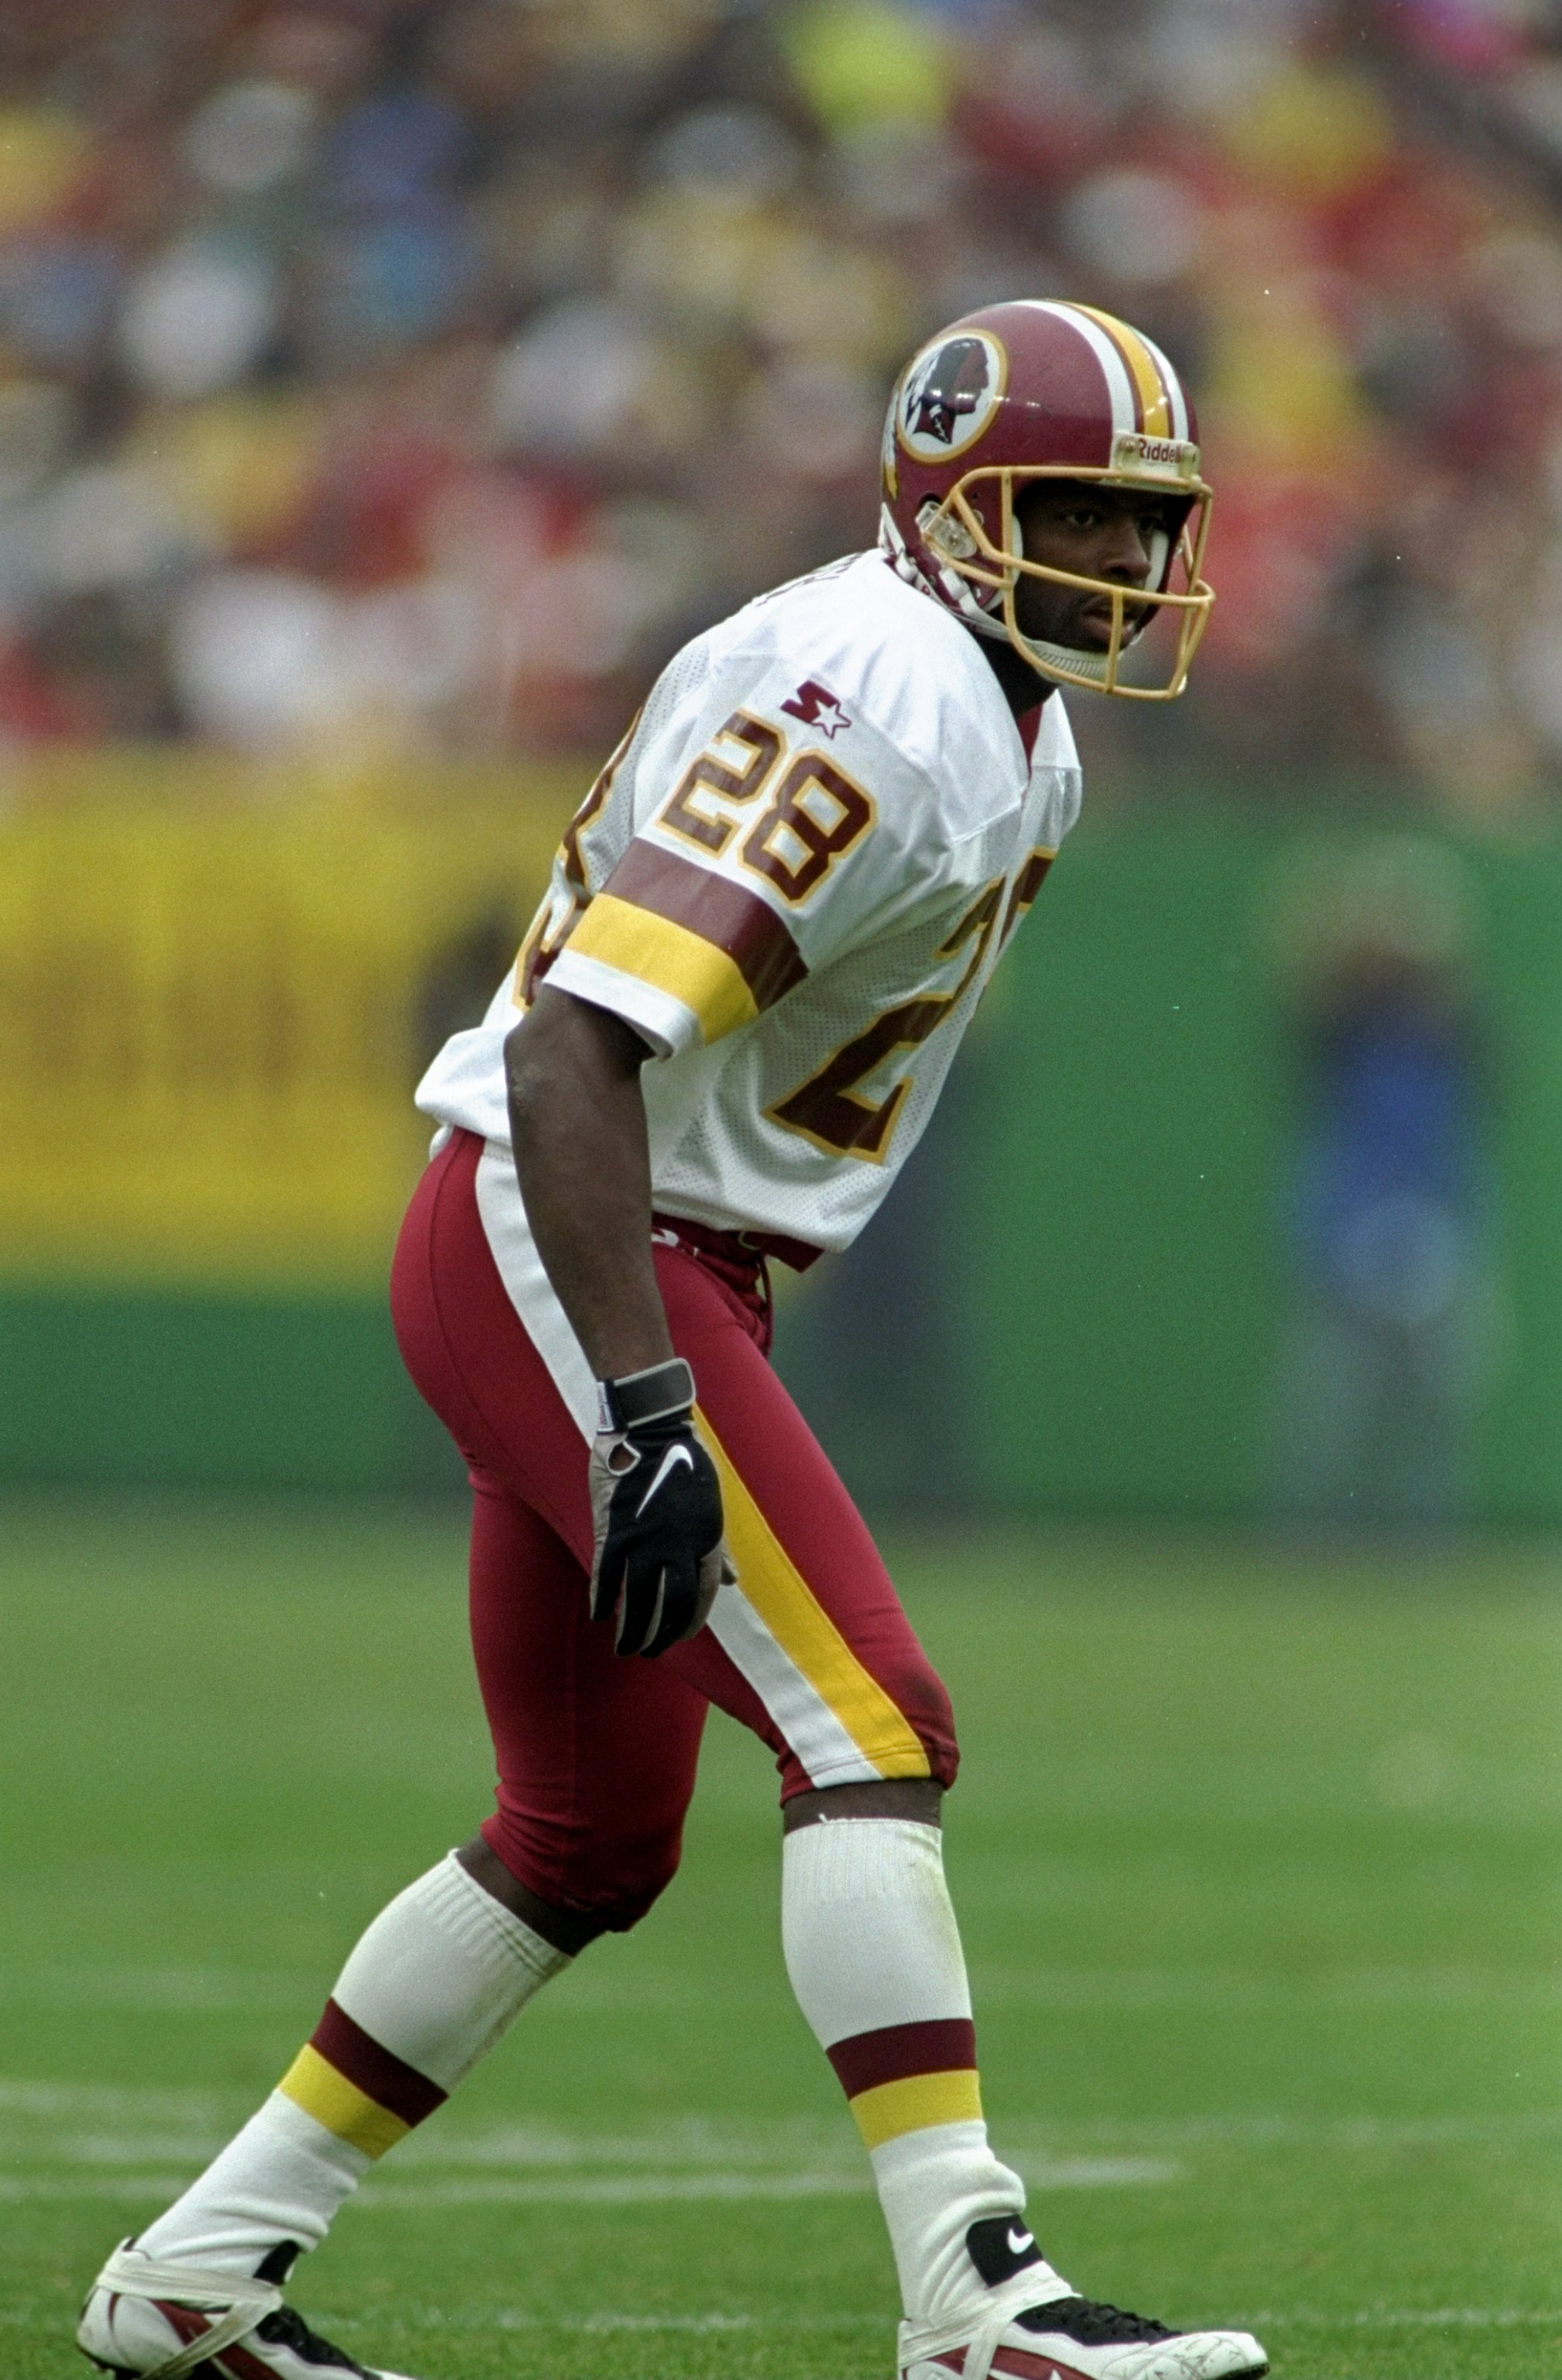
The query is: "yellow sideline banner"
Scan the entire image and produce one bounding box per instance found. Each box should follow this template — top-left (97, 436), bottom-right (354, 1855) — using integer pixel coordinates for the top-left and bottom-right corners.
top-left (0, 750), bottom-right (585, 1286)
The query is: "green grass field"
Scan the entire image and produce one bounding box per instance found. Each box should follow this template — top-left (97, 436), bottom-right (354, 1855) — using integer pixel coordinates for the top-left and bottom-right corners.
top-left (2, 1497), bottom-right (1559, 2380)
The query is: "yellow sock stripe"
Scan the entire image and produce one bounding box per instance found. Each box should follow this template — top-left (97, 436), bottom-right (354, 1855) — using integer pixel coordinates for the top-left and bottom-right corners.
top-left (277, 2044), bottom-right (411, 2161)
top-left (1070, 304), bottom-right (1172, 437)
top-left (851, 2069), bottom-right (984, 2150)
top-left (698, 1415), bottom-right (932, 1780)
top-left (567, 895), bottom-right (759, 1044)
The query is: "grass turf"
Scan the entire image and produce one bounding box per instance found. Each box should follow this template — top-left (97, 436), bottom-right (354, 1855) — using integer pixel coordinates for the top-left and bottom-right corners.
top-left (1, 1496), bottom-right (1559, 2380)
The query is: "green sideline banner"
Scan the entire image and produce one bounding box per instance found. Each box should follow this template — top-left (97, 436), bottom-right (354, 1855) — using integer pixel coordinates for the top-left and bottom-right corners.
top-left (951, 812), bottom-right (1562, 1525)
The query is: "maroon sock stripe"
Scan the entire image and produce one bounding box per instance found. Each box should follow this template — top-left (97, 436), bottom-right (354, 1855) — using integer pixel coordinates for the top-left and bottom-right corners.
top-left (827, 2017), bottom-right (977, 2099)
top-left (309, 1997), bottom-right (446, 2127)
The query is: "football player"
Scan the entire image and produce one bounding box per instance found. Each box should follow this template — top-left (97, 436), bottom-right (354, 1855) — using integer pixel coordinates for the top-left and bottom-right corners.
top-left (79, 303), bottom-right (1265, 2380)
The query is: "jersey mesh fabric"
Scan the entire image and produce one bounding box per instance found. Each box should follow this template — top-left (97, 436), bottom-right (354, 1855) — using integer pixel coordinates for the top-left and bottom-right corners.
top-left (639, 635), bottom-right (709, 727)
top-left (648, 811), bottom-right (1030, 1247)
top-left (415, 550), bottom-right (1082, 1254)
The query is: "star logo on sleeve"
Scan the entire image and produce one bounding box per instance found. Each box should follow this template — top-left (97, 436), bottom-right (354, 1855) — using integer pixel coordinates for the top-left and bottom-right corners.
top-left (780, 679), bottom-right (852, 739)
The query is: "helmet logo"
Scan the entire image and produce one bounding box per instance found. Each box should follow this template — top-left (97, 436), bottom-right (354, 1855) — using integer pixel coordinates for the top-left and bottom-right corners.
top-left (897, 331), bottom-right (1006, 463)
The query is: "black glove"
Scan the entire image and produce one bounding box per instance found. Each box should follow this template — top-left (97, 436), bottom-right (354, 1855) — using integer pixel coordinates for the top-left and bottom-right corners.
top-left (588, 1358), bottom-right (734, 1657)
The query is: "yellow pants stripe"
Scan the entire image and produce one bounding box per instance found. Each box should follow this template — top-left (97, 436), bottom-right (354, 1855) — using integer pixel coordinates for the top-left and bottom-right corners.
top-left (850, 2069), bottom-right (984, 2149)
top-left (277, 2044), bottom-right (411, 2161)
top-left (699, 1414), bottom-right (931, 1781)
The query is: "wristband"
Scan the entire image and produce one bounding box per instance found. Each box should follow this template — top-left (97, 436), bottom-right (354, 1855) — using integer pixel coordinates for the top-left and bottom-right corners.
top-left (595, 1357), bottom-right (696, 1436)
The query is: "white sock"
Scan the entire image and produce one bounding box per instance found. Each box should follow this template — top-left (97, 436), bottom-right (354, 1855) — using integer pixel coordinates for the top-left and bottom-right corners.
top-left (782, 1818), bottom-right (1045, 2323)
top-left (137, 1852), bottom-right (569, 2273)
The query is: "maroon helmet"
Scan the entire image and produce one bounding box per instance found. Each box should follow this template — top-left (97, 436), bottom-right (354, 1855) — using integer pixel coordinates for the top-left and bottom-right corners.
top-left (880, 300), bottom-right (1214, 698)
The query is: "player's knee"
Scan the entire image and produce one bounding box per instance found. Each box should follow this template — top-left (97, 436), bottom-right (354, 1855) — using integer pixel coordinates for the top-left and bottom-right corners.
top-left (481, 1807), bottom-right (685, 1935)
top-left (783, 1775), bottom-right (945, 1828)
top-left (573, 1831), bottom-right (684, 1931)
top-left (898, 1653), bottom-right (961, 1790)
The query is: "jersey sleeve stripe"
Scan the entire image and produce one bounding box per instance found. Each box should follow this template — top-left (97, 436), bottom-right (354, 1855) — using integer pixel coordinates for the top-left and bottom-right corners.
top-left (608, 840), bottom-right (807, 1010)
top-left (566, 896), bottom-right (759, 1044)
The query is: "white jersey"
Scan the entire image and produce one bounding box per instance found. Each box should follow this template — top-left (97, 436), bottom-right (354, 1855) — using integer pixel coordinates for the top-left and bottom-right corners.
top-left (417, 548), bottom-right (1082, 1260)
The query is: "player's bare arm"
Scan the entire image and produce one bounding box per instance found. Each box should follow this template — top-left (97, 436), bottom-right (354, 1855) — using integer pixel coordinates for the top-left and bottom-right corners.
top-left (504, 985), bottom-right (669, 1381)
top-left (506, 982), bottom-right (731, 1661)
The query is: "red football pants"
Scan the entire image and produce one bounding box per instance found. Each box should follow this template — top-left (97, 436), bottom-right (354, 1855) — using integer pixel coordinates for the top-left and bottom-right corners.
top-left (389, 1128), bottom-right (956, 1931)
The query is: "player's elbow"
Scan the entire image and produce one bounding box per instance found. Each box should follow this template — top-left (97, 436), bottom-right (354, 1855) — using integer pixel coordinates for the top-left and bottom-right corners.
top-left (503, 1005), bottom-right (559, 1135)
top-left (504, 989), bottom-right (646, 1132)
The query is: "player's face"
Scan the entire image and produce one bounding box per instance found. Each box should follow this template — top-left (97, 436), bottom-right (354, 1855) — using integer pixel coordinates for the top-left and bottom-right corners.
top-left (1010, 481), bottom-right (1178, 652)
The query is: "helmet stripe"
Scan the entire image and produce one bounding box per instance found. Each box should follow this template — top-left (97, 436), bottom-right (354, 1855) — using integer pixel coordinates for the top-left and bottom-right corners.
top-left (1021, 301), bottom-right (1137, 441)
top-left (1136, 328), bottom-right (1189, 442)
top-left (1068, 304), bottom-right (1172, 437)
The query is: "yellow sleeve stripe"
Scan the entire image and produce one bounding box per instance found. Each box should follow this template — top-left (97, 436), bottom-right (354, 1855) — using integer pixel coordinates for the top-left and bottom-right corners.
top-left (277, 2045), bottom-right (411, 2161)
top-left (698, 1412), bottom-right (932, 1782)
top-left (566, 895), bottom-right (759, 1044)
top-left (849, 2069), bottom-right (984, 2149)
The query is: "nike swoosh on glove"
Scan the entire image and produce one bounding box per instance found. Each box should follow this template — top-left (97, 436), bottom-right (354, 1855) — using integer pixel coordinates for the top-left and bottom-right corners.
top-left (589, 1360), bottom-right (735, 1656)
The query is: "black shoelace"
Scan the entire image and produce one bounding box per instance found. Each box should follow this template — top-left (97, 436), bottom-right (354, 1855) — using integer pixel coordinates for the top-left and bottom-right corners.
top-left (254, 2304), bottom-right (373, 2373)
top-left (1017, 2295), bottom-right (1177, 2345)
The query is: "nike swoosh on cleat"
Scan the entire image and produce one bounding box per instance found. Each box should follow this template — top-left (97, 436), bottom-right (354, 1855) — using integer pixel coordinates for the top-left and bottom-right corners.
top-left (636, 1442), bottom-right (695, 1516)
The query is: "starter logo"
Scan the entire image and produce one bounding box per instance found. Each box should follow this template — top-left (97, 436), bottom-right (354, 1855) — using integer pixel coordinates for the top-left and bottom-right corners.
top-left (781, 679), bottom-right (851, 739)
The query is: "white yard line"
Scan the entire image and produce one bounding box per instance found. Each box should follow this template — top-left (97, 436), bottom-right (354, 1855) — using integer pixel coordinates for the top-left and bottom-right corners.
top-left (1250, 2308), bottom-right (1562, 2330)
top-left (363, 2174), bottom-right (869, 2206)
top-left (0, 2158), bottom-right (1178, 2203)
top-left (4, 2074), bottom-right (1556, 2148)
top-left (0, 2175), bottom-right (201, 2199)
top-left (998, 2111), bottom-right (1562, 2151)
top-left (0, 1970), bottom-right (316, 2014)
top-left (2, 2078), bottom-right (1555, 2168)
top-left (4, 1963), bottom-right (1560, 2014)
top-left (969, 1965), bottom-right (1562, 2010)
top-left (346, 2309), bottom-right (887, 2333)
top-left (0, 2078), bottom-right (224, 2118)
top-left (360, 2159), bottom-right (1182, 2207)
top-left (4, 2295), bottom-right (1557, 2337)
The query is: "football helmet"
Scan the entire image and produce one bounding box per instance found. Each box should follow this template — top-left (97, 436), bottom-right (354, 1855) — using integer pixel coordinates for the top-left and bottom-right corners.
top-left (879, 300), bottom-right (1214, 698)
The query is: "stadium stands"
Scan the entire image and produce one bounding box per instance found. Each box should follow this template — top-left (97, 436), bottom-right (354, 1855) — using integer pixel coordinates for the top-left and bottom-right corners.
top-left (0, 0), bottom-right (1559, 806)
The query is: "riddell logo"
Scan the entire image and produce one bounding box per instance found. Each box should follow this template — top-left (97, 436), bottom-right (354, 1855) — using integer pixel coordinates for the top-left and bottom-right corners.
top-left (781, 679), bottom-right (851, 739)
top-left (1110, 430), bottom-right (1199, 481)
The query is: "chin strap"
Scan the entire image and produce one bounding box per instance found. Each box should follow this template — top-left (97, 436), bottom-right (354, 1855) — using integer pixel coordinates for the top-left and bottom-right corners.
top-left (879, 505), bottom-right (1010, 643)
top-left (1013, 631), bottom-right (1113, 689)
top-left (93, 2242), bottom-right (284, 2380)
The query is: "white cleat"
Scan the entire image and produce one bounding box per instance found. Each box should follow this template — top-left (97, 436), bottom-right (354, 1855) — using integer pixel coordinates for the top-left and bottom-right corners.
top-left (899, 2219), bottom-right (1268, 2380)
top-left (77, 2239), bottom-right (426, 2380)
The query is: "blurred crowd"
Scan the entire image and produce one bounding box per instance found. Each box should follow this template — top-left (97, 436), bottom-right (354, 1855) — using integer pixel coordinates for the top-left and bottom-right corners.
top-left (2, 0), bottom-right (1562, 803)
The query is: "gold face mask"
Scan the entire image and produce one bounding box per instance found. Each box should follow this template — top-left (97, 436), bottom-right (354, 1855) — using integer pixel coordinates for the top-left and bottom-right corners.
top-left (919, 458), bottom-right (1216, 700)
